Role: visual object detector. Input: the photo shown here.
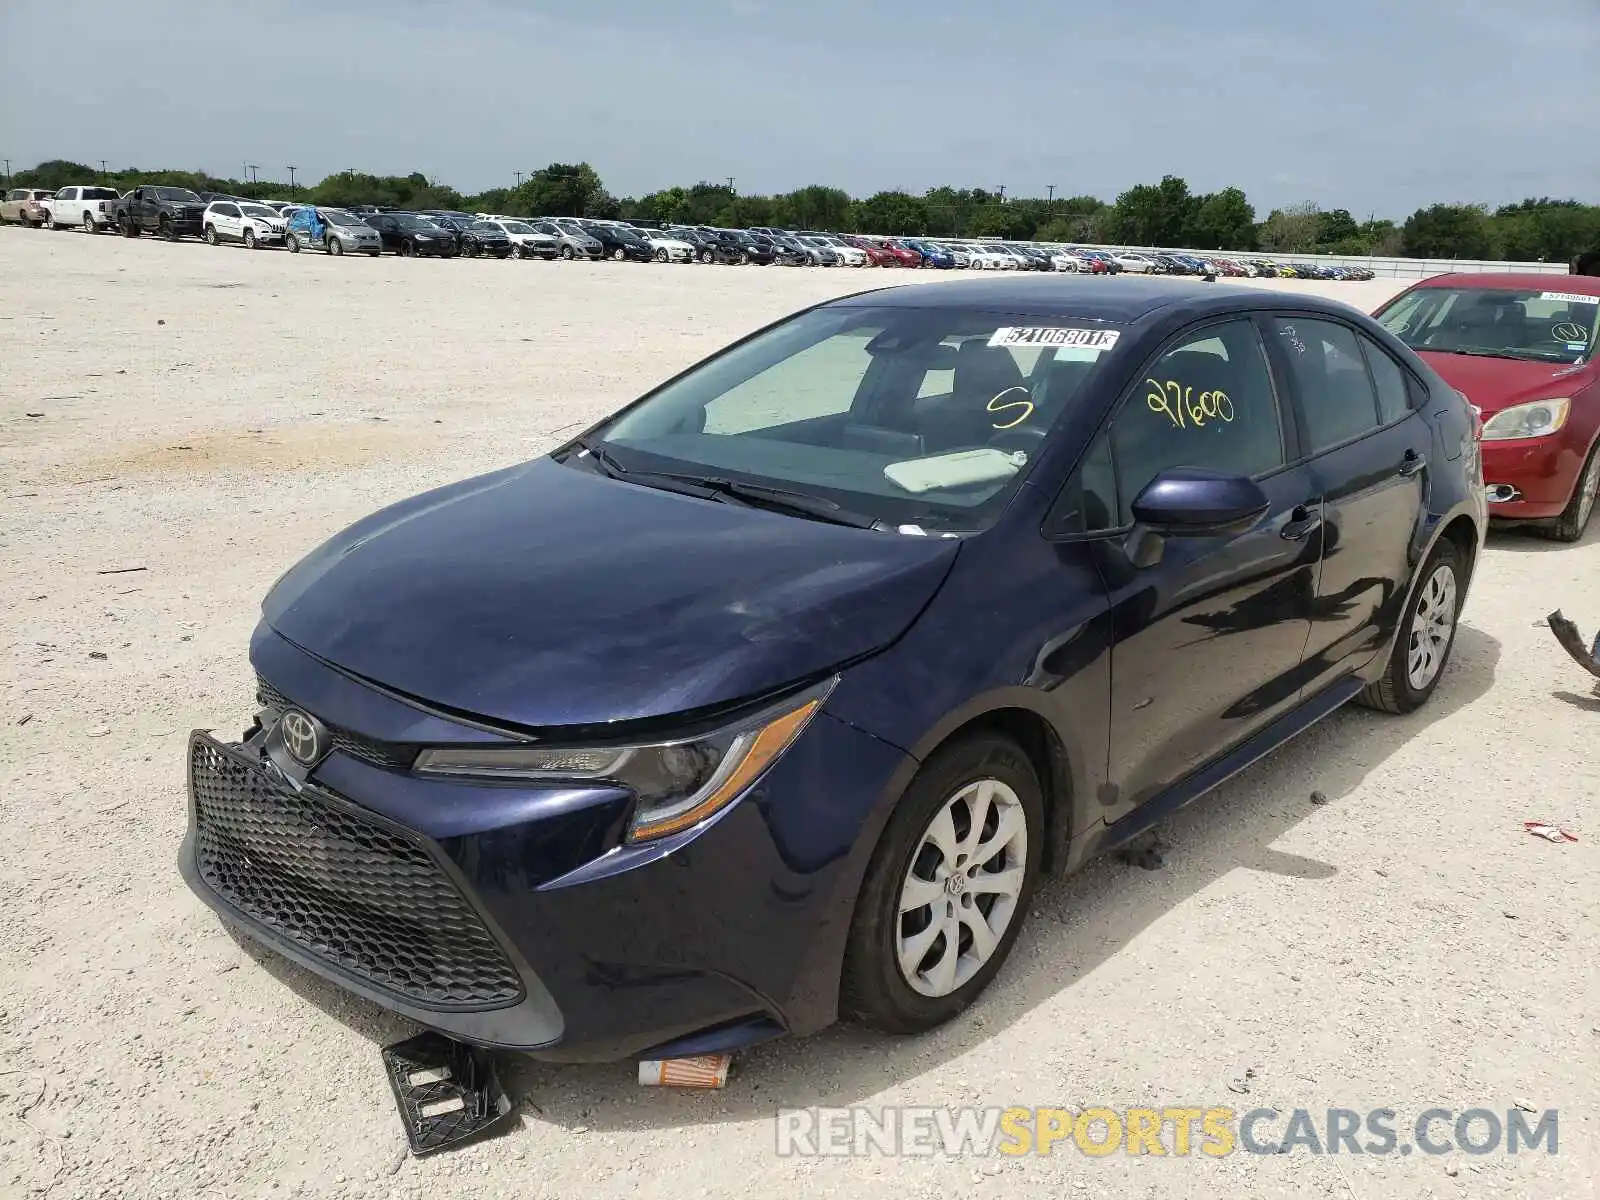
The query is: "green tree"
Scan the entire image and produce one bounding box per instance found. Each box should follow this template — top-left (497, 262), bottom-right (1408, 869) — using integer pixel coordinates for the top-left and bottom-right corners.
top-left (851, 190), bottom-right (930, 235)
top-left (518, 162), bottom-right (608, 217)
top-left (782, 185), bottom-right (851, 231)
top-left (1257, 202), bottom-right (1321, 252)
top-left (1109, 175), bottom-right (1195, 246)
top-left (1315, 208), bottom-right (1359, 246)
top-left (1401, 203), bottom-right (1495, 258)
top-left (1357, 218), bottom-right (1402, 255)
top-left (1184, 187), bottom-right (1257, 250)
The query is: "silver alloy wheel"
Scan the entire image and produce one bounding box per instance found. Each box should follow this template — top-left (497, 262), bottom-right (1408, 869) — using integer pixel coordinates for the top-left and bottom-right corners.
top-left (1406, 563), bottom-right (1458, 690)
top-left (896, 779), bottom-right (1028, 998)
top-left (1576, 449), bottom-right (1600, 530)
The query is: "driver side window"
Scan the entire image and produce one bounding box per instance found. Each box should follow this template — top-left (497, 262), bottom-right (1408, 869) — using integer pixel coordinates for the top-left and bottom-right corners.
top-left (1065, 319), bottom-right (1285, 532)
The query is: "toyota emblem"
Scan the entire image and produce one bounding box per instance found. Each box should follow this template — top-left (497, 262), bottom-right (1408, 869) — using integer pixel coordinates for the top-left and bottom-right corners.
top-left (278, 709), bottom-right (326, 766)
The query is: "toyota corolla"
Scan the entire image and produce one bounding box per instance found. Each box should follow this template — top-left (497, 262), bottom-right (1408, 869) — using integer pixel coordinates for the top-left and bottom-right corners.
top-left (183, 278), bottom-right (1484, 1063)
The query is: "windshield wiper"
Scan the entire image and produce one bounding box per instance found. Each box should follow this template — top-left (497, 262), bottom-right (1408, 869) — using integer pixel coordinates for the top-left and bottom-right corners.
top-left (1434, 346), bottom-right (1567, 362)
top-left (568, 440), bottom-right (877, 528)
top-left (654, 473), bottom-right (879, 528)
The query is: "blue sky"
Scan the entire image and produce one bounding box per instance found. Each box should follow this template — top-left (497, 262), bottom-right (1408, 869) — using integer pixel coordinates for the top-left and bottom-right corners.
top-left (3, 0), bottom-right (1597, 218)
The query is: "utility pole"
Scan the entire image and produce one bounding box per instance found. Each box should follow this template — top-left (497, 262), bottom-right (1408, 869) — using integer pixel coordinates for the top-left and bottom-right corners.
top-left (247, 164), bottom-right (259, 184)
top-left (3, 159), bottom-right (11, 183)
top-left (514, 171), bottom-right (523, 187)
top-left (99, 159), bottom-right (108, 181)
top-left (726, 176), bottom-right (735, 194)
top-left (1046, 184), bottom-right (1055, 206)
top-left (287, 165), bottom-right (297, 188)
top-left (997, 185), bottom-right (1006, 203)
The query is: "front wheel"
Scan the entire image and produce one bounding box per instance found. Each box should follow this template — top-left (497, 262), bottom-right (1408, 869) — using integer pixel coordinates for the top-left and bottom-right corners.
top-left (1540, 442), bottom-right (1600, 543)
top-left (559, 245), bottom-right (575, 260)
top-left (840, 733), bottom-right (1042, 1034)
top-left (612, 247), bottom-right (626, 261)
top-left (1355, 539), bottom-right (1466, 714)
top-left (161, 217), bottom-right (179, 241)
top-left (655, 248), bottom-right (668, 263)
top-left (244, 228), bottom-right (258, 250)
top-left (205, 225), bottom-right (220, 246)
top-left (327, 236), bottom-right (343, 257)
top-left (401, 240), bottom-right (416, 257)
top-left (697, 249), bottom-right (712, 264)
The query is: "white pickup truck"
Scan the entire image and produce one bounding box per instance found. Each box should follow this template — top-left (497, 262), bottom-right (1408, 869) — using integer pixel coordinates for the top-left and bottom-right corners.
top-left (48, 185), bottom-right (125, 232)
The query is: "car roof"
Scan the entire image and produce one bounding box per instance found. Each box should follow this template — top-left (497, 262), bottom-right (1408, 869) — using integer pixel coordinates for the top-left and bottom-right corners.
top-left (825, 276), bottom-right (1362, 323)
top-left (1411, 272), bottom-right (1600, 296)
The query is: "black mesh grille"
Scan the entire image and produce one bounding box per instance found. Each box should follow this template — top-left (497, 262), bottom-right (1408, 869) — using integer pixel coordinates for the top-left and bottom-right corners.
top-left (189, 735), bottom-right (524, 1009)
top-left (255, 675), bottom-right (416, 770)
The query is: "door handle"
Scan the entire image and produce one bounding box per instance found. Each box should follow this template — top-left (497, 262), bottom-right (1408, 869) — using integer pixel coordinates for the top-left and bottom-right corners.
top-left (1399, 449), bottom-right (1427, 478)
top-left (1281, 504), bottom-right (1322, 541)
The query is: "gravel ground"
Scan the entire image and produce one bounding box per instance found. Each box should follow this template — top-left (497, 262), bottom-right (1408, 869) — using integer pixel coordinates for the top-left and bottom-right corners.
top-left (2, 230), bottom-right (1597, 1199)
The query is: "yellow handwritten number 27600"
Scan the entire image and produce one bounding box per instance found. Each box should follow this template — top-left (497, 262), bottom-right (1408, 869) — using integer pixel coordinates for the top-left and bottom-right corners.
top-left (1146, 378), bottom-right (1235, 430)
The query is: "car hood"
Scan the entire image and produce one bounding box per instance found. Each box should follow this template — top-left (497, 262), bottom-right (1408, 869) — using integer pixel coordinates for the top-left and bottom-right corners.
top-left (1414, 352), bottom-right (1593, 416)
top-left (261, 456), bottom-right (960, 729)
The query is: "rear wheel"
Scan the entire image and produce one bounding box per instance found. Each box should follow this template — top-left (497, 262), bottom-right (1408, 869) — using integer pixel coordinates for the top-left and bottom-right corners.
top-left (1539, 442), bottom-right (1600, 543)
top-left (1355, 539), bottom-right (1465, 714)
top-left (841, 733), bottom-right (1042, 1034)
top-left (84, 214), bottom-right (99, 234)
top-left (287, 232), bottom-right (301, 253)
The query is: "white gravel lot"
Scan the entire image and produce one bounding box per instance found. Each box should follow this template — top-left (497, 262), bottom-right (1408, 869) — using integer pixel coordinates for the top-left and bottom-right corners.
top-left (2, 231), bottom-right (1597, 1200)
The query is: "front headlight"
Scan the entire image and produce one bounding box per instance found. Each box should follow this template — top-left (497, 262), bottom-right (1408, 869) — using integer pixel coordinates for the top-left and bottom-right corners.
top-left (413, 683), bottom-right (832, 842)
top-left (1481, 398), bottom-right (1571, 441)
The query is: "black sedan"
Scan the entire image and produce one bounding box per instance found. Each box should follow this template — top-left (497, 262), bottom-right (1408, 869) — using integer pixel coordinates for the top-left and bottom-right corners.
top-left (582, 222), bottom-right (656, 262)
top-left (363, 212), bottom-right (457, 257)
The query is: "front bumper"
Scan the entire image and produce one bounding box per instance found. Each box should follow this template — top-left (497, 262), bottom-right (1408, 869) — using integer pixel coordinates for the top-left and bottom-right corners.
top-left (1481, 435), bottom-right (1588, 519)
top-left (180, 637), bottom-right (913, 1062)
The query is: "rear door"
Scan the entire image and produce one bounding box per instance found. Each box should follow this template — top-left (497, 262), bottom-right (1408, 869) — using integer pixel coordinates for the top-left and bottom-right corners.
top-left (1259, 314), bottom-right (1433, 690)
top-left (1084, 316), bottom-right (1322, 822)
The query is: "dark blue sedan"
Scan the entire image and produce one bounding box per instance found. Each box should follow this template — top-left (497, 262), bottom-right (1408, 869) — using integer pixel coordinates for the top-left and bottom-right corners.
top-left (182, 277), bottom-right (1486, 1062)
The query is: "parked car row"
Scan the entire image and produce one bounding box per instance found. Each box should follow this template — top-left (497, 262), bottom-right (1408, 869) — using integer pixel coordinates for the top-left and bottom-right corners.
top-left (4, 184), bottom-right (1372, 281)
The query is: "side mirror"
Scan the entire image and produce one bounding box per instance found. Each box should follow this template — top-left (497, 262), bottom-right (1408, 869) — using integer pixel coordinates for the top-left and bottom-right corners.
top-left (1124, 467), bottom-right (1270, 567)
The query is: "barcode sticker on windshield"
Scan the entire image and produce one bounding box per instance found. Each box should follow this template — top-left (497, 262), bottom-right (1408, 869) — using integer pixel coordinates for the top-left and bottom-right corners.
top-left (1538, 291), bottom-right (1600, 305)
top-left (988, 327), bottom-right (1121, 351)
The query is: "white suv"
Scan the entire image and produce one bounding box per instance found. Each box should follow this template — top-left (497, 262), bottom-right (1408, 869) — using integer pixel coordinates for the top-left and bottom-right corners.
top-left (50, 185), bottom-right (123, 231)
top-left (203, 200), bottom-right (288, 249)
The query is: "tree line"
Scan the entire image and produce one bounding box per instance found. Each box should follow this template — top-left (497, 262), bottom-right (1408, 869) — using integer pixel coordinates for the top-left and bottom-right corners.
top-left (10, 159), bottom-right (1598, 262)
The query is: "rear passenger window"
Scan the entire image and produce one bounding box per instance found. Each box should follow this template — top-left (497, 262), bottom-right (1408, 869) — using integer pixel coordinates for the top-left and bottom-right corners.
top-left (1108, 319), bottom-right (1284, 523)
top-left (1360, 338), bottom-right (1412, 425)
top-left (1267, 317), bottom-right (1382, 453)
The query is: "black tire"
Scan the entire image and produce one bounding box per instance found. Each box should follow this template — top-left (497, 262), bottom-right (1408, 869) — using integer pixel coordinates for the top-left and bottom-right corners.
top-left (697, 249), bottom-right (712, 264)
top-left (327, 236), bottom-right (343, 257)
top-left (560, 244), bottom-right (575, 260)
top-left (205, 225), bottom-right (219, 246)
top-left (1355, 538), bottom-right (1466, 714)
top-left (611, 247), bottom-right (626, 261)
top-left (84, 214), bottom-right (99, 234)
top-left (401, 240), bottom-right (415, 257)
top-left (244, 228), bottom-right (258, 250)
top-left (286, 232), bottom-right (301, 253)
top-left (1537, 441), bottom-right (1600, 543)
top-left (121, 217), bottom-right (139, 238)
top-left (840, 733), bottom-right (1043, 1034)
top-left (161, 217), bottom-right (179, 241)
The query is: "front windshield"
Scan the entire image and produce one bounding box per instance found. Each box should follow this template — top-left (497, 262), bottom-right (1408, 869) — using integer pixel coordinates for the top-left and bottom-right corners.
top-left (324, 210), bottom-right (364, 226)
top-left (396, 215), bottom-right (442, 232)
top-left (471, 221), bottom-right (501, 232)
top-left (502, 221), bottom-right (534, 234)
top-left (592, 305), bottom-right (1118, 532)
top-left (1376, 286), bottom-right (1599, 365)
top-left (154, 187), bottom-right (202, 202)
top-left (240, 203), bottom-right (277, 218)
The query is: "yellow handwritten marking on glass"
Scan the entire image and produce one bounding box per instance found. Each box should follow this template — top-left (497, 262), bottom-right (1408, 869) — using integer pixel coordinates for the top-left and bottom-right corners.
top-left (1145, 378), bottom-right (1235, 430)
top-left (988, 386), bottom-right (1036, 430)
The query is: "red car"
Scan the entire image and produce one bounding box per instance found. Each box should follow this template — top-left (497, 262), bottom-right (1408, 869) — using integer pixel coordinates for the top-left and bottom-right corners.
top-left (1373, 273), bottom-right (1600, 541)
top-left (879, 239), bottom-right (923, 267)
top-left (841, 235), bottom-right (897, 267)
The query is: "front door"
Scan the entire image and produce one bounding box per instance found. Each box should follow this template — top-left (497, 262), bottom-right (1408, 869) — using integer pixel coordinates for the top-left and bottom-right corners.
top-left (1088, 317), bottom-right (1321, 820)
top-left (1260, 314), bottom-right (1432, 689)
